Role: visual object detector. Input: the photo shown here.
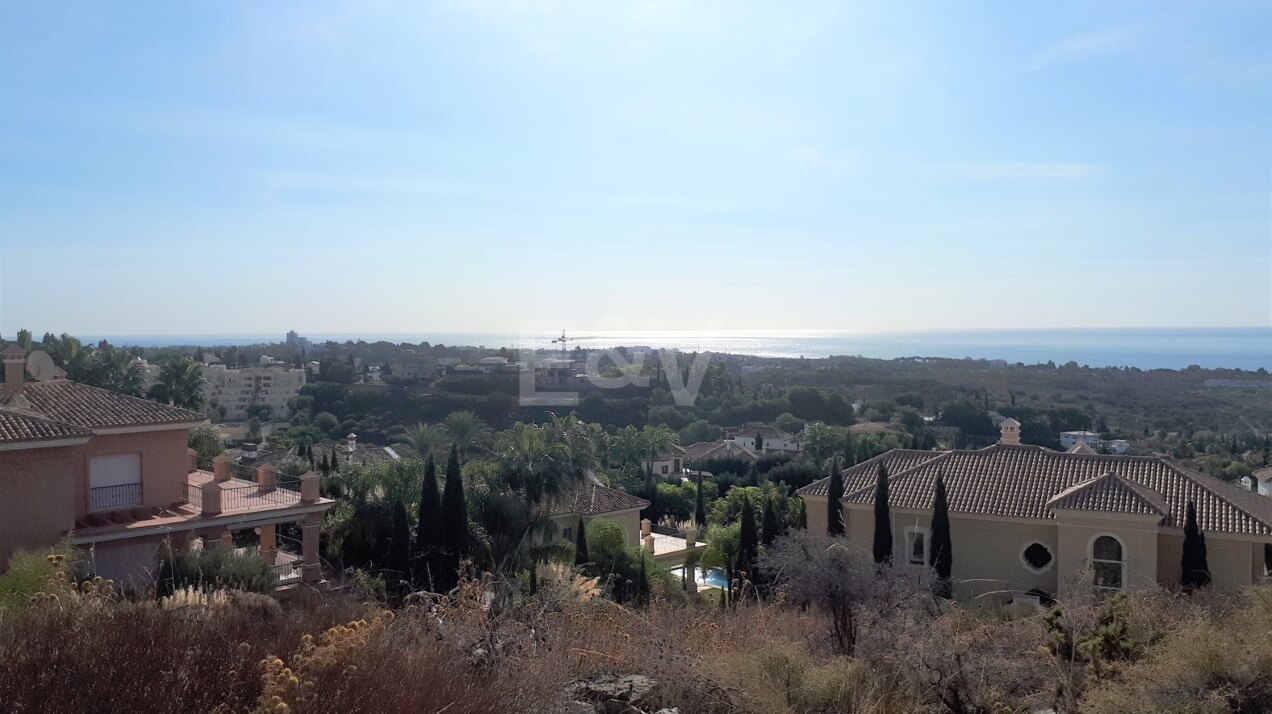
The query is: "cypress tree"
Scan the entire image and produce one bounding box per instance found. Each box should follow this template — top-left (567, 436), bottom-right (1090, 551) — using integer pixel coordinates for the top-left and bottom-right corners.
top-left (761, 494), bottom-right (781, 547)
top-left (414, 455), bottom-right (442, 588)
top-left (738, 495), bottom-right (759, 577)
top-left (574, 517), bottom-right (589, 567)
top-left (636, 556), bottom-right (650, 607)
top-left (1181, 500), bottom-right (1211, 591)
top-left (390, 498), bottom-right (412, 582)
top-left (694, 472), bottom-right (707, 527)
top-left (797, 498), bottom-right (807, 530)
top-left (872, 464), bottom-right (892, 564)
top-left (827, 463), bottom-right (845, 536)
top-left (439, 444), bottom-right (468, 590)
top-left (929, 471), bottom-right (953, 598)
top-left (843, 431), bottom-right (856, 465)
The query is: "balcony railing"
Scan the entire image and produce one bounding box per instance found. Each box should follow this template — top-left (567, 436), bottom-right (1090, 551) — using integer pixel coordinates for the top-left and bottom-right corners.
top-left (185, 481), bottom-right (203, 511)
top-left (274, 560), bottom-right (301, 585)
top-left (89, 483), bottom-right (142, 513)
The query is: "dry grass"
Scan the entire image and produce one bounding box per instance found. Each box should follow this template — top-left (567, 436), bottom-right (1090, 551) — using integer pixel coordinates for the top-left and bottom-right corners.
top-left (1, 554), bottom-right (1269, 714)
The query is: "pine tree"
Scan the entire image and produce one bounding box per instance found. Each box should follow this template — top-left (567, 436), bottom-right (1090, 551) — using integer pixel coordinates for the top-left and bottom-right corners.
top-left (761, 494), bottom-right (781, 547)
top-left (738, 495), bottom-right (759, 578)
top-left (1181, 500), bottom-right (1211, 591)
top-left (574, 517), bottom-right (589, 567)
top-left (929, 471), bottom-right (953, 598)
top-left (439, 444), bottom-right (468, 590)
top-left (694, 472), bottom-right (707, 527)
top-left (827, 462), bottom-right (845, 536)
top-left (872, 464), bottom-right (892, 564)
top-left (797, 498), bottom-right (807, 530)
top-left (414, 455), bottom-right (442, 588)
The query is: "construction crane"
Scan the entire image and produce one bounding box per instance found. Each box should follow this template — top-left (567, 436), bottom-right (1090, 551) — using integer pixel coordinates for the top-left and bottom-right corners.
top-left (551, 330), bottom-right (594, 357)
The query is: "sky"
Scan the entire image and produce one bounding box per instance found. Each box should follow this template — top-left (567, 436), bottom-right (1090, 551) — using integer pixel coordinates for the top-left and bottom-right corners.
top-left (1, 1), bottom-right (1269, 337)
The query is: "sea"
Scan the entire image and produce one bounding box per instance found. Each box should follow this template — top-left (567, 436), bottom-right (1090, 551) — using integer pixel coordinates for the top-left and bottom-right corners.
top-left (84, 328), bottom-right (1272, 371)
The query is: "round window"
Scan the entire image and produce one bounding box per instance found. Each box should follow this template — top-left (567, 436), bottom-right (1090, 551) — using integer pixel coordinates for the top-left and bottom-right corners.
top-left (1022, 542), bottom-right (1054, 572)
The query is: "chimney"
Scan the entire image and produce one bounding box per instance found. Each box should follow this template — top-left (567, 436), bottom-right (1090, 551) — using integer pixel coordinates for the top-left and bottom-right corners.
top-left (2, 346), bottom-right (26, 394)
top-left (999, 418), bottom-right (1021, 446)
top-left (345, 432), bottom-right (357, 463)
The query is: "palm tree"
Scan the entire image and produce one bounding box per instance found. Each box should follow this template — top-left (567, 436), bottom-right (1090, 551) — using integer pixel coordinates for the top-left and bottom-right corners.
top-left (147, 357), bottom-right (205, 410)
top-left (492, 422), bottom-right (578, 506)
top-left (443, 411), bottom-right (492, 459)
top-left (94, 348), bottom-right (145, 395)
top-left (545, 413), bottom-right (608, 478)
top-left (405, 423), bottom-right (443, 460)
top-left (639, 425), bottom-right (677, 459)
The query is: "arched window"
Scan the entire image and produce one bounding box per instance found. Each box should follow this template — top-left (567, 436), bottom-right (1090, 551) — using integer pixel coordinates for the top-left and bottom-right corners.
top-left (904, 526), bottom-right (930, 567)
top-left (1090, 535), bottom-right (1124, 591)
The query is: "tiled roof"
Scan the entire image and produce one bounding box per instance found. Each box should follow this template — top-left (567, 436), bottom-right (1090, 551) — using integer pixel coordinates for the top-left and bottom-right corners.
top-left (551, 483), bottom-right (649, 517)
top-left (821, 444), bottom-right (1272, 537)
top-left (0, 382), bottom-right (202, 429)
top-left (654, 443), bottom-right (686, 458)
top-left (308, 442), bottom-right (400, 467)
top-left (1046, 472), bottom-right (1169, 516)
top-left (733, 425), bottom-right (795, 440)
top-left (683, 440), bottom-right (760, 463)
top-left (0, 410), bottom-right (93, 445)
top-left (798, 449), bottom-right (942, 497)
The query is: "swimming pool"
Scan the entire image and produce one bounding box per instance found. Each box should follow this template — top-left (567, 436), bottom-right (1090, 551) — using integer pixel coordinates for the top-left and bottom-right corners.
top-left (670, 565), bottom-right (728, 589)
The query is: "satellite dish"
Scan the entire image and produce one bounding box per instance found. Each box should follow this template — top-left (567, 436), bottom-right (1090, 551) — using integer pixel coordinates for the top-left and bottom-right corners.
top-left (26, 351), bottom-right (56, 381)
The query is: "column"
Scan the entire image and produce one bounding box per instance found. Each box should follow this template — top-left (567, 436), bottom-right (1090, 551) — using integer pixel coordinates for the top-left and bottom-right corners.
top-left (256, 464), bottom-right (277, 494)
top-left (212, 455), bottom-right (233, 483)
top-left (301, 512), bottom-right (322, 584)
top-left (258, 523), bottom-right (277, 565)
top-left (202, 526), bottom-right (232, 549)
top-left (300, 471), bottom-right (320, 503)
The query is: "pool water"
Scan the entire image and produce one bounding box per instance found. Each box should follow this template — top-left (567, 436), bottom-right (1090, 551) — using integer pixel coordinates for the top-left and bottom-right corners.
top-left (671, 565), bottom-right (729, 589)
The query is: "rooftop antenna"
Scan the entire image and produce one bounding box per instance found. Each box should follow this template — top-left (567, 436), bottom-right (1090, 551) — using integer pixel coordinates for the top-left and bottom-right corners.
top-left (25, 350), bottom-right (56, 381)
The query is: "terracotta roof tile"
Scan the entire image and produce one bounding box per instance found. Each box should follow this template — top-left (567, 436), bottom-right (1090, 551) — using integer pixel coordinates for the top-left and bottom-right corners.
top-left (0, 382), bottom-right (202, 429)
top-left (308, 442), bottom-right (400, 467)
top-left (551, 483), bottom-right (649, 516)
top-left (798, 449), bottom-right (942, 497)
top-left (1046, 472), bottom-right (1169, 516)
top-left (0, 410), bottom-right (92, 445)
top-left (683, 440), bottom-right (760, 463)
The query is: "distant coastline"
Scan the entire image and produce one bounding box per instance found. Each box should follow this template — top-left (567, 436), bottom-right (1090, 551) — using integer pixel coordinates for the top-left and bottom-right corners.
top-left (73, 327), bottom-right (1272, 371)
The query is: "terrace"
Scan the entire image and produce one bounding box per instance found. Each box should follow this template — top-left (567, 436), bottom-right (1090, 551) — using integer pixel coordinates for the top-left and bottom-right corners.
top-left (71, 454), bottom-right (333, 589)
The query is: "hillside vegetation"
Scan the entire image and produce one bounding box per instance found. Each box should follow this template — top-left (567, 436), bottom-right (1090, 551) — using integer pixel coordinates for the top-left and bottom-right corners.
top-left (1, 545), bottom-right (1269, 714)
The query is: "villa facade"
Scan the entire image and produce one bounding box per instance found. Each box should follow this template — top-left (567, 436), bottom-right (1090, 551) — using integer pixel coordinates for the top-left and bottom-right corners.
top-left (0, 346), bottom-right (334, 591)
top-left (798, 420), bottom-right (1272, 604)
top-left (549, 481), bottom-right (649, 547)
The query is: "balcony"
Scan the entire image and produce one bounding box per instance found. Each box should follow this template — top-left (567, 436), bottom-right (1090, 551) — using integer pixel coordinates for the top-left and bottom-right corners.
top-left (89, 483), bottom-right (143, 513)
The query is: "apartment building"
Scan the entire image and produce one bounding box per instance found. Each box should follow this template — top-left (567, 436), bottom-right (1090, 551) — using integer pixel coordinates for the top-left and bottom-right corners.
top-left (202, 363), bottom-right (306, 421)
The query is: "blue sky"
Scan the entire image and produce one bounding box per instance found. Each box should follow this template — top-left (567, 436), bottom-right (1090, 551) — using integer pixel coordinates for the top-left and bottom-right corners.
top-left (1, 1), bottom-right (1269, 336)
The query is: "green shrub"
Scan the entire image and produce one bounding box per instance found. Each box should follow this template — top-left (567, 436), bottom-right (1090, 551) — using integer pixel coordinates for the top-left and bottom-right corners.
top-left (155, 546), bottom-right (275, 597)
top-left (0, 543), bottom-right (74, 612)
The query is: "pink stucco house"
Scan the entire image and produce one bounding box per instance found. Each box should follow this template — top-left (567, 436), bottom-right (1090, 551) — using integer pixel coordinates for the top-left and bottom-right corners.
top-left (0, 346), bottom-right (333, 590)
